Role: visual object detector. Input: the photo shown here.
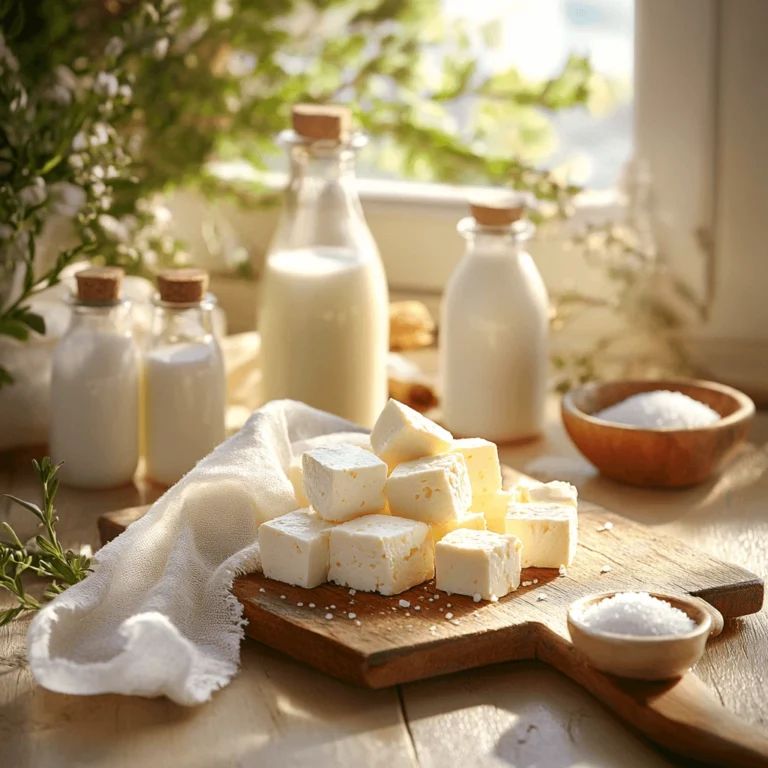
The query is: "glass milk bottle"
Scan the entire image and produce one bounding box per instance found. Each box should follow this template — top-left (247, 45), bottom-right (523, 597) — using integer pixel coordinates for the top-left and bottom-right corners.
top-left (259, 104), bottom-right (389, 428)
top-left (440, 200), bottom-right (549, 442)
top-left (50, 267), bottom-right (140, 488)
top-left (144, 269), bottom-right (226, 486)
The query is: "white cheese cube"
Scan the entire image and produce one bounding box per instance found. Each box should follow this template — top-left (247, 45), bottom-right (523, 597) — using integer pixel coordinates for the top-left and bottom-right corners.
top-left (526, 481), bottom-right (578, 508)
top-left (385, 453), bottom-right (472, 525)
top-left (505, 502), bottom-right (578, 568)
top-left (436, 529), bottom-right (522, 601)
top-left (431, 511), bottom-right (486, 542)
top-left (288, 456), bottom-right (310, 507)
top-left (328, 514), bottom-right (434, 595)
top-left (259, 508), bottom-right (334, 588)
top-left (449, 438), bottom-right (502, 496)
top-left (473, 489), bottom-right (515, 533)
top-left (302, 444), bottom-right (387, 523)
top-left (293, 431), bottom-right (372, 455)
top-left (371, 398), bottom-right (453, 471)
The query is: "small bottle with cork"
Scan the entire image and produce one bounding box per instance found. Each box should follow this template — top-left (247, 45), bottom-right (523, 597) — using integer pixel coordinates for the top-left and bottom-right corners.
top-left (439, 197), bottom-right (549, 442)
top-left (50, 267), bottom-right (140, 488)
top-left (144, 268), bottom-right (226, 486)
top-left (258, 103), bottom-right (389, 428)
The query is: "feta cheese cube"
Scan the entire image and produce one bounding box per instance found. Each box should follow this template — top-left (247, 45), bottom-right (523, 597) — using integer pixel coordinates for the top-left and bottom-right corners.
top-left (431, 511), bottom-right (486, 542)
top-left (288, 455), bottom-right (310, 507)
top-left (259, 509), bottom-right (334, 588)
top-left (371, 398), bottom-right (453, 471)
top-left (505, 502), bottom-right (578, 567)
top-left (526, 480), bottom-right (578, 507)
top-left (449, 438), bottom-right (502, 495)
top-left (302, 444), bottom-right (387, 522)
top-left (472, 489), bottom-right (515, 533)
top-left (385, 453), bottom-right (472, 524)
top-left (329, 514), bottom-right (434, 595)
top-left (436, 529), bottom-right (522, 600)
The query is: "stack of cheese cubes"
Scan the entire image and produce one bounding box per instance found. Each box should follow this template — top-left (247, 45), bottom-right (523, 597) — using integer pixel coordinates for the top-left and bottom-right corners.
top-left (258, 399), bottom-right (578, 600)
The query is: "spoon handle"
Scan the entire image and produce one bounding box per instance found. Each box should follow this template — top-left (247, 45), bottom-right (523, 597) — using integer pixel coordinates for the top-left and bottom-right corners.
top-left (538, 627), bottom-right (768, 767)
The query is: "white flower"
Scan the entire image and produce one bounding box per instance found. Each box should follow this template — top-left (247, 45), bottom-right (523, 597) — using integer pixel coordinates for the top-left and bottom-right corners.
top-left (98, 214), bottom-right (129, 242)
top-left (69, 154), bottom-right (84, 170)
top-left (118, 84), bottom-right (132, 101)
top-left (47, 84), bottom-right (71, 104)
top-left (50, 182), bottom-right (86, 217)
top-left (95, 72), bottom-right (119, 98)
top-left (91, 123), bottom-right (109, 146)
top-left (92, 166), bottom-right (105, 179)
top-left (54, 65), bottom-right (78, 91)
top-left (153, 38), bottom-right (169, 60)
top-left (72, 133), bottom-right (88, 151)
top-left (91, 180), bottom-right (106, 197)
top-left (105, 165), bottom-right (119, 179)
top-left (10, 88), bottom-right (28, 112)
top-left (19, 177), bottom-right (46, 208)
top-left (105, 37), bottom-right (125, 59)
top-left (213, 0), bottom-right (233, 20)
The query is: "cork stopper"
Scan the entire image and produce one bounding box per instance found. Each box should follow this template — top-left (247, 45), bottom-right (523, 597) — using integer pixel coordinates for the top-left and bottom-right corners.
top-left (292, 104), bottom-right (351, 142)
top-left (469, 195), bottom-right (525, 227)
top-left (75, 267), bottom-right (123, 303)
top-left (157, 269), bottom-right (209, 304)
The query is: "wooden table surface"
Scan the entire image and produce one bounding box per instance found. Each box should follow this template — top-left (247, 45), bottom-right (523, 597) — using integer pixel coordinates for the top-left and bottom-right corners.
top-left (1, 398), bottom-right (767, 768)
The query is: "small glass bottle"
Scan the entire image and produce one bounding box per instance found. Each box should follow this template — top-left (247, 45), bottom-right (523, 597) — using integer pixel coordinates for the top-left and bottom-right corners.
top-left (144, 269), bottom-right (226, 486)
top-left (258, 104), bottom-right (389, 428)
top-left (440, 200), bottom-right (549, 442)
top-left (50, 267), bottom-right (140, 488)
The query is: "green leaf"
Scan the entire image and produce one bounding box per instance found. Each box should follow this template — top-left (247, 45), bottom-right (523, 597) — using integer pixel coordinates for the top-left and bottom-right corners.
top-left (0, 606), bottom-right (25, 627)
top-left (0, 367), bottom-right (13, 389)
top-left (0, 320), bottom-right (29, 341)
top-left (16, 309), bottom-right (46, 336)
top-left (4, 494), bottom-right (43, 520)
top-left (39, 155), bottom-right (63, 175)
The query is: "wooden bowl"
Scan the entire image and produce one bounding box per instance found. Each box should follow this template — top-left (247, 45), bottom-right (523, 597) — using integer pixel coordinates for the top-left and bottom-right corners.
top-left (567, 592), bottom-right (722, 680)
top-left (561, 379), bottom-right (754, 488)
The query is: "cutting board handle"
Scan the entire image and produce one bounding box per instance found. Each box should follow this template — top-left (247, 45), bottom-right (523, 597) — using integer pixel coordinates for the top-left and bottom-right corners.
top-left (538, 629), bottom-right (768, 767)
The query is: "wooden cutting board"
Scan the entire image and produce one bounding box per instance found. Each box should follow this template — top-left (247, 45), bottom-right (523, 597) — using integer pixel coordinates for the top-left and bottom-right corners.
top-left (99, 468), bottom-right (768, 767)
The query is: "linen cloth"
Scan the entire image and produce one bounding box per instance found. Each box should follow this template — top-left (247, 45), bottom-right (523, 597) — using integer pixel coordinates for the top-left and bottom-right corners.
top-left (26, 400), bottom-right (367, 705)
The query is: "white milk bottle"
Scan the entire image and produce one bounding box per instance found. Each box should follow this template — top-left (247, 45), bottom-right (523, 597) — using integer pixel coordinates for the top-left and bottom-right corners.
top-left (144, 269), bottom-right (226, 486)
top-left (259, 104), bottom-right (389, 428)
top-left (50, 267), bottom-right (140, 488)
top-left (440, 200), bottom-right (549, 442)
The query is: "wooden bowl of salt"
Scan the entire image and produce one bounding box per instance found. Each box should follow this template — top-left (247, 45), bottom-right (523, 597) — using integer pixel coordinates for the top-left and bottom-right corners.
top-left (562, 379), bottom-right (754, 488)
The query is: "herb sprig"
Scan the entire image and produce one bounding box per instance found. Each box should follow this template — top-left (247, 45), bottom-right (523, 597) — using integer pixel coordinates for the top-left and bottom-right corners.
top-left (0, 457), bottom-right (91, 626)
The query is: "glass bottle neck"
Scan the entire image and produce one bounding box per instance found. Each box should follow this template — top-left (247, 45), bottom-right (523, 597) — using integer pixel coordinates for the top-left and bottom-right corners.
top-left (149, 300), bottom-right (216, 348)
top-left (67, 301), bottom-right (132, 335)
top-left (458, 217), bottom-right (535, 256)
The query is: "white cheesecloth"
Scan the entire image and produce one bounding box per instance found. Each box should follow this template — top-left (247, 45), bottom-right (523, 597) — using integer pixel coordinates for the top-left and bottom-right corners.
top-left (26, 400), bottom-right (367, 705)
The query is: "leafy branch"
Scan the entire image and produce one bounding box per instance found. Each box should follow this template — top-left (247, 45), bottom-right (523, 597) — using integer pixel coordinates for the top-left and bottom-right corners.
top-left (0, 457), bottom-right (91, 626)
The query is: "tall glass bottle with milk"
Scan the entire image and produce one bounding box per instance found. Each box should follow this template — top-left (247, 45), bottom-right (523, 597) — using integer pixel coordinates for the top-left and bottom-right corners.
top-left (50, 267), bottom-right (140, 488)
top-left (440, 200), bottom-right (549, 442)
top-left (144, 269), bottom-right (226, 485)
top-left (259, 104), bottom-right (389, 427)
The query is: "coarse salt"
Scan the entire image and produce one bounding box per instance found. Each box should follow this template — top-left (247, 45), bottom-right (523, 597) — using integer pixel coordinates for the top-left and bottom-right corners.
top-left (349, 613), bottom-right (357, 619)
top-left (297, 602), bottom-right (303, 607)
top-left (445, 612), bottom-right (454, 619)
top-left (399, 599), bottom-right (410, 608)
top-left (597, 521), bottom-right (614, 532)
top-left (577, 592), bottom-right (697, 636)
top-left (325, 613), bottom-right (333, 620)
top-left (600, 565), bottom-right (612, 574)
top-left (473, 593), bottom-right (481, 603)
top-left (309, 603), bottom-right (315, 608)
top-left (558, 565), bottom-right (567, 577)
top-left (595, 390), bottom-right (720, 429)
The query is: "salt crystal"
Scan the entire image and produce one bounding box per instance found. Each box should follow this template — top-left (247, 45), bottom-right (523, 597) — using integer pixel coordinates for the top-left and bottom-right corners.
top-left (414, 606), bottom-right (420, 611)
top-left (472, 593), bottom-right (482, 603)
top-left (349, 589), bottom-right (357, 595)
top-left (259, 588), bottom-right (265, 593)
top-left (600, 565), bottom-right (612, 574)
top-left (325, 613), bottom-right (333, 620)
top-left (349, 613), bottom-right (357, 619)
top-left (522, 580), bottom-right (532, 587)
top-left (297, 602), bottom-right (304, 607)
top-left (537, 593), bottom-right (547, 602)
top-left (578, 592), bottom-right (697, 636)
top-left (532, 579), bottom-right (538, 585)
top-left (399, 599), bottom-right (410, 608)
top-left (280, 595), bottom-right (286, 600)
top-left (558, 565), bottom-right (567, 577)
top-left (447, 603), bottom-right (452, 608)
top-left (434, 594), bottom-right (440, 599)
top-left (354, 620), bottom-right (362, 627)
top-left (595, 390), bottom-right (720, 429)
top-left (429, 625), bottom-right (437, 632)
top-left (330, 604), bottom-right (336, 609)
top-left (309, 603), bottom-right (315, 608)
top-left (490, 595), bottom-right (499, 603)
top-left (604, 521), bottom-right (614, 530)
top-left (445, 612), bottom-right (454, 619)
top-left (405, 612), bottom-right (411, 617)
